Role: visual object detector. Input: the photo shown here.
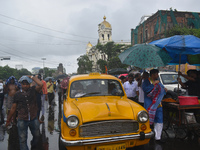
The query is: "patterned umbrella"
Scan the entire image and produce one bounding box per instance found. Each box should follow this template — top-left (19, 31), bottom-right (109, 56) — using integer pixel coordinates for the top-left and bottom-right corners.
top-left (118, 43), bottom-right (172, 69)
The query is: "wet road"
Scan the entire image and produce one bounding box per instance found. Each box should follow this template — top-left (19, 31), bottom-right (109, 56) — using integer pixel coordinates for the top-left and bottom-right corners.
top-left (0, 93), bottom-right (62, 150)
top-left (0, 93), bottom-right (200, 150)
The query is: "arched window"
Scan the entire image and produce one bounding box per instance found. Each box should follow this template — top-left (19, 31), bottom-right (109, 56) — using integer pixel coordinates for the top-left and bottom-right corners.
top-left (108, 34), bottom-right (110, 40)
top-left (102, 34), bottom-right (104, 40)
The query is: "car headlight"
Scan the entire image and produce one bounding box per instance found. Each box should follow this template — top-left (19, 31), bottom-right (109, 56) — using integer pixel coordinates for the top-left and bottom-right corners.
top-left (66, 115), bottom-right (79, 128)
top-left (137, 111), bottom-right (149, 123)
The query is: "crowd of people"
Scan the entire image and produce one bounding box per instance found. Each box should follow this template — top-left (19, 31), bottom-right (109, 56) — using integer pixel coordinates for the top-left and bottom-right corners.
top-left (119, 69), bottom-right (200, 144)
top-left (0, 69), bottom-right (200, 148)
top-left (0, 74), bottom-right (67, 150)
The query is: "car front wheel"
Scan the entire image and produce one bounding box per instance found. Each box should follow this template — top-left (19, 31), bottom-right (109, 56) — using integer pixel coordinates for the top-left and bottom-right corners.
top-left (59, 133), bottom-right (67, 150)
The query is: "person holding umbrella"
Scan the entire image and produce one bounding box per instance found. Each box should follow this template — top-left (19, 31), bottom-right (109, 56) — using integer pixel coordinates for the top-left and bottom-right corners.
top-left (142, 69), bottom-right (167, 143)
top-left (177, 70), bottom-right (200, 98)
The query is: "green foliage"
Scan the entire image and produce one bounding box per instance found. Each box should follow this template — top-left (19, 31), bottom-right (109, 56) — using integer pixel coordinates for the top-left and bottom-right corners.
top-left (77, 55), bottom-right (93, 74)
top-left (0, 65), bottom-right (31, 80)
top-left (40, 67), bottom-right (56, 78)
top-left (108, 56), bottom-right (128, 69)
top-left (97, 59), bottom-right (107, 73)
top-left (96, 42), bottom-right (131, 72)
top-left (166, 25), bottom-right (200, 38)
top-left (96, 42), bottom-right (131, 61)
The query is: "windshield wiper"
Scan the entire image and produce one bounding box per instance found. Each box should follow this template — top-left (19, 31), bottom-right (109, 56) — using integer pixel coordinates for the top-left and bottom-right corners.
top-left (79, 92), bottom-right (101, 97)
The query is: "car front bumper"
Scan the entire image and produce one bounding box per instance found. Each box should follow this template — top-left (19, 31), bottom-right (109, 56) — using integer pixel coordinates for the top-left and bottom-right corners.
top-left (60, 131), bottom-right (154, 146)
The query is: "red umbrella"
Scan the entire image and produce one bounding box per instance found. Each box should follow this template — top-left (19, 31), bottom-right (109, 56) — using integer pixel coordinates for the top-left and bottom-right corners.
top-left (118, 73), bottom-right (128, 79)
top-left (61, 77), bottom-right (69, 90)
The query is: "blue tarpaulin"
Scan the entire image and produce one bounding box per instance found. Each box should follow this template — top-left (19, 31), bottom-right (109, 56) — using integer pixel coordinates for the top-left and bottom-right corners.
top-left (150, 35), bottom-right (200, 65)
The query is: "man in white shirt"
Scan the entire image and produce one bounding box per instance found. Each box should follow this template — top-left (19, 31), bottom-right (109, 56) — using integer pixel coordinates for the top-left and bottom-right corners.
top-left (123, 74), bottom-right (138, 102)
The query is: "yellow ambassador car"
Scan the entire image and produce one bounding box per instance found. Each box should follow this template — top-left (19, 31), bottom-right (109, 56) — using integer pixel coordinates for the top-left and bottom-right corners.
top-left (59, 73), bottom-right (154, 150)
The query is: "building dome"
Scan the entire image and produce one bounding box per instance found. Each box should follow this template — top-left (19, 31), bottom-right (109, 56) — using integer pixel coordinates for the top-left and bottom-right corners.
top-left (87, 42), bottom-right (93, 47)
top-left (101, 16), bottom-right (111, 28)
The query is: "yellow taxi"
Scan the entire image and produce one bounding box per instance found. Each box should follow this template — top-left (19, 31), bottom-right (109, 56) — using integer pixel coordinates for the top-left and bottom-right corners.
top-left (59, 73), bottom-right (154, 150)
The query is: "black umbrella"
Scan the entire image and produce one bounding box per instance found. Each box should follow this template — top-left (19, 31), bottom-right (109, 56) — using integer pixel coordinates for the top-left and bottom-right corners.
top-left (108, 68), bottom-right (128, 75)
top-left (44, 77), bottom-right (55, 82)
top-left (55, 74), bottom-right (68, 80)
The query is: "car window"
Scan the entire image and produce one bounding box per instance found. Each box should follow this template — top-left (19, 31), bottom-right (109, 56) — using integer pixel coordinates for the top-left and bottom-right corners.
top-left (70, 79), bottom-right (124, 98)
top-left (160, 74), bottom-right (187, 84)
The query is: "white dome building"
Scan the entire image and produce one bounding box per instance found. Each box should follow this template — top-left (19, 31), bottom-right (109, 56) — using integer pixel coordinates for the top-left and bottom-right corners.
top-left (86, 16), bottom-right (130, 72)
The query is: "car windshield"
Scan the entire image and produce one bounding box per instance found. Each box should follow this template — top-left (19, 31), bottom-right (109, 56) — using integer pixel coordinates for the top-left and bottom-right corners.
top-left (70, 79), bottom-right (124, 98)
top-left (160, 74), bottom-right (187, 84)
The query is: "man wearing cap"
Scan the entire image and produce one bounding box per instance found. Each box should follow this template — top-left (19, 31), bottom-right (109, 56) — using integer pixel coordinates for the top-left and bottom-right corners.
top-left (6, 75), bottom-right (43, 150)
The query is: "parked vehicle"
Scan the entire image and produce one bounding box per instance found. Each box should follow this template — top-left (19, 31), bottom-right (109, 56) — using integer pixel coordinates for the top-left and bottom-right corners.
top-left (59, 72), bottom-right (154, 150)
top-left (158, 72), bottom-right (187, 98)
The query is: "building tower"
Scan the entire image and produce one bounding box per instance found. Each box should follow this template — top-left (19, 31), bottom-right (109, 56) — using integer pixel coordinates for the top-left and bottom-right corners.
top-left (98, 16), bottom-right (112, 44)
top-left (86, 42), bottom-right (93, 55)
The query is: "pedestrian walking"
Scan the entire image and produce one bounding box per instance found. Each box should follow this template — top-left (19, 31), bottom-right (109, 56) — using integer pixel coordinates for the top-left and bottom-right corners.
top-left (47, 79), bottom-right (55, 108)
top-left (56, 80), bottom-right (62, 104)
top-left (6, 75), bottom-right (43, 150)
top-left (4, 76), bottom-right (20, 124)
top-left (142, 69), bottom-right (167, 143)
top-left (40, 75), bottom-right (48, 122)
top-left (31, 75), bottom-right (43, 124)
top-left (123, 74), bottom-right (138, 102)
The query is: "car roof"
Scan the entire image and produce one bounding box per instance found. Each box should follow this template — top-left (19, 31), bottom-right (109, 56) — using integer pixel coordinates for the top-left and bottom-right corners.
top-left (69, 73), bottom-right (120, 83)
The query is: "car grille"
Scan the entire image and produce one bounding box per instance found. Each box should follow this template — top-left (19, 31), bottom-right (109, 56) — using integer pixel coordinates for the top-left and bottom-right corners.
top-left (79, 120), bottom-right (139, 137)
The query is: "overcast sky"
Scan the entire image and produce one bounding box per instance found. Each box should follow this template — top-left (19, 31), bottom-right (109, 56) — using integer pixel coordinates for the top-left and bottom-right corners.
top-left (0, 0), bottom-right (199, 74)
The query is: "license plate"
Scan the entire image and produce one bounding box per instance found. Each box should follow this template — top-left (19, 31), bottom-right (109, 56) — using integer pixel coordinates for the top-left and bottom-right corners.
top-left (96, 143), bottom-right (126, 150)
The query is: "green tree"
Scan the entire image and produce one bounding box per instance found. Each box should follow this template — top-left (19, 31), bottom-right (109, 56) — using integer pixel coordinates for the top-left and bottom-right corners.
top-left (96, 42), bottom-right (131, 71)
top-left (166, 25), bottom-right (200, 38)
top-left (108, 56), bottom-right (128, 69)
top-left (97, 59), bottom-right (107, 73)
top-left (96, 42), bottom-right (131, 61)
top-left (42, 67), bottom-right (56, 78)
top-left (0, 65), bottom-right (31, 80)
top-left (77, 55), bottom-right (93, 74)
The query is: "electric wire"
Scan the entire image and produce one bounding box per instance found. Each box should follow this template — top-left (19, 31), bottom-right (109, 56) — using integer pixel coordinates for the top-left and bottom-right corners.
top-left (0, 43), bottom-right (60, 65)
top-left (0, 13), bottom-right (97, 39)
top-left (0, 21), bottom-right (89, 43)
top-left (0, 14), bottom-right (130, 42)
top-left (0, 38), bottom-right (86, 45)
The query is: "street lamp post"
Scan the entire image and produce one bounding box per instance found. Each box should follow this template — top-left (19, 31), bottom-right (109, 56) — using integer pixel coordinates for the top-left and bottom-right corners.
top-left (0, 56), bottom-right (11, 61)
top-left (0, 56), bottom-right (11, 66)
top-left (41, 58), bottom-right (46, 79)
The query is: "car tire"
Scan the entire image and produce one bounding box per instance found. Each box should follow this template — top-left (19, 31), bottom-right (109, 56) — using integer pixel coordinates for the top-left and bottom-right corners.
top-left (59, 133), bottom-right (67, 150)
